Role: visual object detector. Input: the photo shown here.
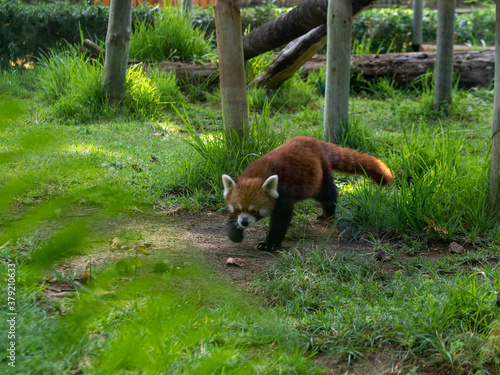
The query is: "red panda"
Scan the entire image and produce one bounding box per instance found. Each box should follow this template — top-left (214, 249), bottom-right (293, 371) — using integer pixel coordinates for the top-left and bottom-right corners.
top-left (222, 136), bottom-right (393, 251)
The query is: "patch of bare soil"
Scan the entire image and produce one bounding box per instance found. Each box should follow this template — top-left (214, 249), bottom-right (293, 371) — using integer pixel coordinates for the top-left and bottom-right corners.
top-left (40, 208), bottom-right (459, 374)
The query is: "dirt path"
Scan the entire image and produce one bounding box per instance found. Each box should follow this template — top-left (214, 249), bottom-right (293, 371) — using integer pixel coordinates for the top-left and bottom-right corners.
top-left (42, 208), bottom-right (455, 374)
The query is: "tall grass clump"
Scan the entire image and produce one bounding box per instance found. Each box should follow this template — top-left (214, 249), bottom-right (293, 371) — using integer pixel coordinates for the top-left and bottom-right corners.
top-left (125, 64), bottom-right (183, 118)
top-left (37, 46), bottom-right (184, 122)
top-left (338, 121), bottom-right (495, 243)
top-left (37, 46), bottom-right (107, 123)
top-left (247, 76), bottom-right (319, 111)
top-left (129, 4), bottom-right (214, 62)
top-left (175, 103), bottom-right (287, 197)
top-left (246, 54), bottom-right (320, 111)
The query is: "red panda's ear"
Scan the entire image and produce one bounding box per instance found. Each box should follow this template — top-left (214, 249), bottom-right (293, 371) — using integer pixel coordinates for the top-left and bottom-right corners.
top-left (222, 174), bottom-right (236, 199)
top-left (262, 175), bottom-right (279, 198)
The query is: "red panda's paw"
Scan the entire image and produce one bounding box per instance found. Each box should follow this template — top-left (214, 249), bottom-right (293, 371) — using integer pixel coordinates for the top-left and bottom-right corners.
top-left (228, 227), bottom-right (244, 243)
top-left (227, 215), bottom-right (244, 242)
top-left (256, 242), bottom-right (280, 252)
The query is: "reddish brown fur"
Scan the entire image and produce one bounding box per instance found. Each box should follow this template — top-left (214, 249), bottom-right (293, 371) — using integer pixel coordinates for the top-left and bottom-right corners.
top-left (228, 136), bottom-right (392, 203)
top-left (224, 136), bottom-right (393, 250)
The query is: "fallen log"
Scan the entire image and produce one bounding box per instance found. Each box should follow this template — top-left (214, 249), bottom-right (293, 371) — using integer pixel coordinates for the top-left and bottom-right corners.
top-left (81, 40), bottom-right (494, 89)
top-left (152, 60), bottom-right (218, 84)
top-left (242, 0), bottom-right (377, 60)
top-left (250, 24), bottom-right (327, 88)
top-left (244, 0), bottom-right (377, 88)
top-left (81, 39), bottom-right (218, 84)
top-left (303, 49), bottom-right (495, 88)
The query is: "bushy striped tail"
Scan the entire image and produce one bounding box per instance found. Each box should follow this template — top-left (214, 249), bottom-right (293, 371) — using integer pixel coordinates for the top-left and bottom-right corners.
top-left (324, 143), bottom-right (393, 186)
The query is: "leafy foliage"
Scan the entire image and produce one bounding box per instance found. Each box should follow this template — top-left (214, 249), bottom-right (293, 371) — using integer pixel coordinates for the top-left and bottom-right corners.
top-left (353, 5), bottom-right (496, 53)
top-left (0, 0), bottom-right (155, 68)
top-left (1, 1), bottom-right (496, 68)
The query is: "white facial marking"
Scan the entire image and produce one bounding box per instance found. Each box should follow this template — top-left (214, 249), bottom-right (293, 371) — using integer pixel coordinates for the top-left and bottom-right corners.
top-left (248, 205), bottom-right (254, 212)
top-left (237, 203), bottom-right (242, 210)
top-left (237, 213), bottom-right (256, 228)
top-left (228, 204), bottom-right (234, 213)
top-left (259, 208), bottom-right (269, 217)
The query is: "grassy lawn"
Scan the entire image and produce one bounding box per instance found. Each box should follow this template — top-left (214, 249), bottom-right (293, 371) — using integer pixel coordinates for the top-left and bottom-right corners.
top-left (1, 50), bottom-right (499, 374)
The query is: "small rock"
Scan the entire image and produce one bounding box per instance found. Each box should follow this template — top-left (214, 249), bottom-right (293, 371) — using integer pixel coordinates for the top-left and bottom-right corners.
top-left (449, 242), bottom-right (465, 254)
top-left (111, 237), bottom-right (123, 250)
top-left (374, 251), bottom-right (391, 262)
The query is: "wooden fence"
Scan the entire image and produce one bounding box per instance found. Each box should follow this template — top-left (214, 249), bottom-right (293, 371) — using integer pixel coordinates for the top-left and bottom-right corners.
top-left (99, 0), bottom-right (213, 8)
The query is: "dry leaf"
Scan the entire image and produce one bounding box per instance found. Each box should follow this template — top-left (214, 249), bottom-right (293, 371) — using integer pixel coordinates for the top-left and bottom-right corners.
top-left (78, 270), bottom-right (92, 284)
top-left (225, 257), bottom-right (245, 268)
top-left (111, 237), bottom-right (122, 250)
top-left (423, 216), bottom-right (448, 235)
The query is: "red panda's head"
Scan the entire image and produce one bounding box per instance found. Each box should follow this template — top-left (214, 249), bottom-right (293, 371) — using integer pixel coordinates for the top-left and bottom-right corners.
top-left (222, 174), bottom-right (279, 229)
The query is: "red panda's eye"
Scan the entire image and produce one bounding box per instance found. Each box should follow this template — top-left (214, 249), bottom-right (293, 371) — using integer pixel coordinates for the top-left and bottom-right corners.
top-left (235, 208), bottom-right (241, 214)
top-left (250, 210), bottom-right (257, 216)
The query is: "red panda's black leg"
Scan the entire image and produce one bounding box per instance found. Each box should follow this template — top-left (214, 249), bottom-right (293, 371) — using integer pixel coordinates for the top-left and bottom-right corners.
top-left (315, 169), bottom-right (338, 220)
top-left (256, 197), bottom-right (294, 251)
top-left (226, 214), bottom-right (244, 243)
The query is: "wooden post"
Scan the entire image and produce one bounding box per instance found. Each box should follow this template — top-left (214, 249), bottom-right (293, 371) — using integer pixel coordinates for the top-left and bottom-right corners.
top-left (412, 0), bottom-right (424, 52)
top-left (214, 0), bottom-right (249, 139)
top-left (433, 0), bottom-right (455, 109)
top-left (182, 0), bottom-right (193, 20)
top-left (103, 0), bottom-right (133, 106)
top-left (489, 0), bottom-right (500, 212)
top-left (323, 0), bottom-right (352, 143)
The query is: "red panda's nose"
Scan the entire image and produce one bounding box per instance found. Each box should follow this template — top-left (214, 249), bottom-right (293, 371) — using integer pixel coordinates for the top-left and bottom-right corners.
top-left (240, 218), bottom-right (249, 227)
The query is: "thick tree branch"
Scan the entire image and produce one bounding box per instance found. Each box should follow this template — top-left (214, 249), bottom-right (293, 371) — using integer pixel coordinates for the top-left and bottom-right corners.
top-left (242, 0), bottom-right (377, 60)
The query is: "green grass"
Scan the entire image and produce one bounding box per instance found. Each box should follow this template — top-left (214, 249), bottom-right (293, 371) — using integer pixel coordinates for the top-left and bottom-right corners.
top-left (176, 101), bottom-right (288, 195)
top-left (1, 39), bottom-right (499, 374)
top-left (252, 247), bottom-right (500, 373)
top-left (0, 228), bottom-right (320, 374)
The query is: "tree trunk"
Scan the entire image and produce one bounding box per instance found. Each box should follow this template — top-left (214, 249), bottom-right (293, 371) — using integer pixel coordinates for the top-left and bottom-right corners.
top-left (103, 0), bottom-right (133, 106)
top-left (412, 0), bottom-right (424, 52)
top-left (433, 0), bottom-right (455, 109)
top-left (489, 0), bottom-right (500, 213)
top-left (323, 0), bottom-right (352, 143)
top-left (214, 0), bottom-right (249, 139)
top-left (242, 0), bottom-right (377, 61)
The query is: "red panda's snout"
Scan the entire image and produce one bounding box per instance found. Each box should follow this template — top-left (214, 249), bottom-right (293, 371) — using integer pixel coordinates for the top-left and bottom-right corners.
top-left (222, 174), bottom-right (279, 230)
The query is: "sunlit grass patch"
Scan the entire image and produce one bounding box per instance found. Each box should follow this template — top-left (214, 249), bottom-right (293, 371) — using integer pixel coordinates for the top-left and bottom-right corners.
top-left (36, 46), bottom-right (184, 122)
